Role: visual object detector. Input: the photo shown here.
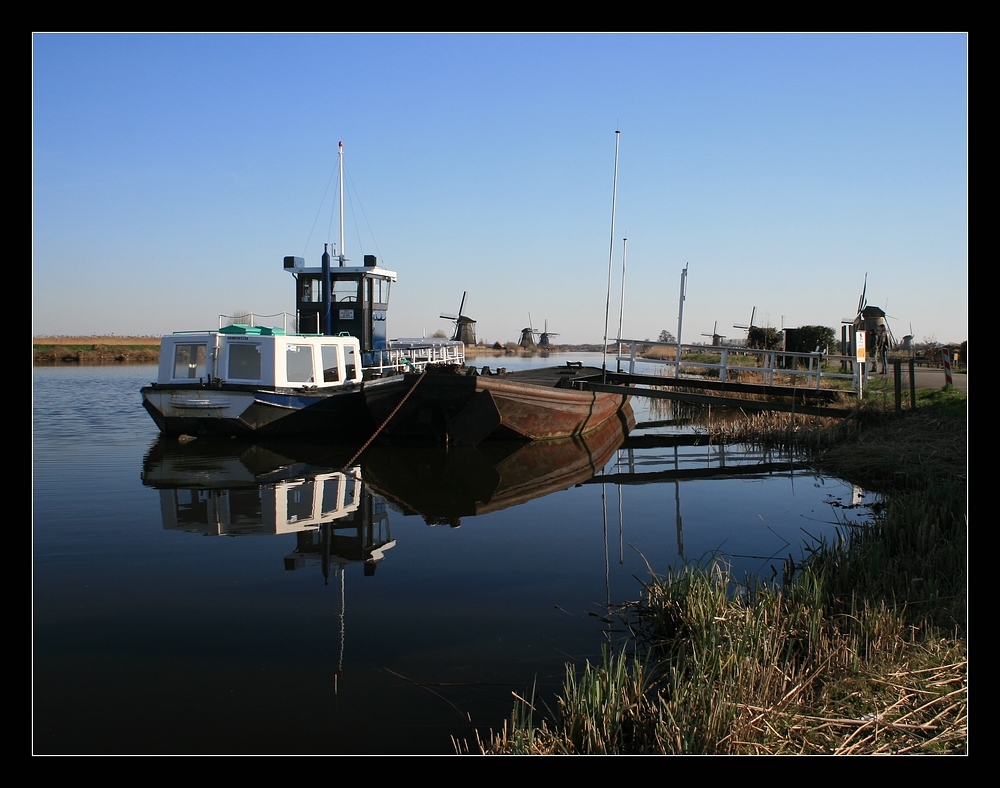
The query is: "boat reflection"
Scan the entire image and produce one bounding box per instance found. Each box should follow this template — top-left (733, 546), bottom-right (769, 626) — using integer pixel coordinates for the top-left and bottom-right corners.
top-left (363, 405), bottom-right (635, 525)
top-left (141, 439), bottom-right (394, 578)
top-left (140, 403), bottom-right (636, 572)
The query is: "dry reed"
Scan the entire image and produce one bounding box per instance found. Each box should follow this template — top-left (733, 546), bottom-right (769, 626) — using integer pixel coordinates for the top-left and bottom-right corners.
top-left (474, 392), bottom-right (967, 755)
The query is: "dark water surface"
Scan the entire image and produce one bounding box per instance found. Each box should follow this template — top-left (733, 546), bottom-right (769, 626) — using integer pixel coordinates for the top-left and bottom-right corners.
top-left (33, 358), bottom-right (876, 754)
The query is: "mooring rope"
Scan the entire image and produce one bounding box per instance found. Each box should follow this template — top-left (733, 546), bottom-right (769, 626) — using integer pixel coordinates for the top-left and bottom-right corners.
top-left (339, 371), bottom-right (427, 472)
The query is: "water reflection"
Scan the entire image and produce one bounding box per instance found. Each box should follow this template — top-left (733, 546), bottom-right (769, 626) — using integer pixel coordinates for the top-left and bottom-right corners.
top-left (140, 398), bottom-right (866, 587)
top-left (141, 403), bottom-right (636, 558)
top-left (142, 439), bottom-right (392, 576)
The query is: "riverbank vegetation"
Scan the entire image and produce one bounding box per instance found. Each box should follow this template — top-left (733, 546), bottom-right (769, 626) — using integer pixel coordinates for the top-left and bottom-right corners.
top-left (469, 387), bottom-right (967, 755)
top-left (33, 336), bottom-right (160, 365)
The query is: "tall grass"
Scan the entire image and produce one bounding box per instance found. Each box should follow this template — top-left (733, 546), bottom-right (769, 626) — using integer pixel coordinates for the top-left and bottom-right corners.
top-left (474, 393), bottom-right (967, 755)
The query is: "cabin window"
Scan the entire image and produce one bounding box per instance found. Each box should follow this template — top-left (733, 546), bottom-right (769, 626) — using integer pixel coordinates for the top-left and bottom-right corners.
top-left (173, 343), bottom-right (207, 379)
top-left (321, 344), bottom-right (341, 382)
top-left (286, 483), bottom-right (313, 524)
top-left (321, 475), bottom-right (343, 515)
top-left (367, 278), bottom-right (390, 305)
top-left (301, 277), bottom-right (323, 303)
top-left (286, 344), bottom-right (314, 383)
top-left (344, 345), bottom-right (357, 380)
top-left (332, 279), bottom-right (359, 303)
top-left (228, 343), bottom-right (262, 380)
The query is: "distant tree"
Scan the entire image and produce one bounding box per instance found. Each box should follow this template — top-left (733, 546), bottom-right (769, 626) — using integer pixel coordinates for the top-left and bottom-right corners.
top-left (431, 330), bottom-right (448, 338)
top-left (917, 336), bottom-right (940, 358)
top-left (785, 325), bottom-right (836, 354)
top-left (747, 326), bottom-right (782, 350)
top-left (658, 329), bottom-right (676, 344)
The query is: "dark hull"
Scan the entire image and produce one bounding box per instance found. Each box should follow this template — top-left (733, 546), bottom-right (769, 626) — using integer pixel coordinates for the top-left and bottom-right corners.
top-left (364, 364), bottom-right (631, 446)
top-left (141, 383), bottom-right (376, 441)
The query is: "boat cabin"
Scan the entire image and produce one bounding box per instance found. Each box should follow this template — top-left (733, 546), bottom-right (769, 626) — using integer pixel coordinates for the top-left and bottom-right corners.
top-left (284, 247), bottom-right (395, 353)
top-left (154, 326), bottom-right (363, 389)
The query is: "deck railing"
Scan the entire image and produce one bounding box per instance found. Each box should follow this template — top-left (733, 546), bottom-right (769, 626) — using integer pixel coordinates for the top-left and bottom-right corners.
top-left (365, 341), bottom-right (466, 375)
top-left (614, 339), bottom-right (866, 392)
top-left (219, 312), bottom-right (297, 333)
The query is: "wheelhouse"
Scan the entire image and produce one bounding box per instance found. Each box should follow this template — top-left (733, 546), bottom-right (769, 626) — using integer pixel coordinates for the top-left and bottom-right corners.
top-left (283, 249), bottom-right (395, 353)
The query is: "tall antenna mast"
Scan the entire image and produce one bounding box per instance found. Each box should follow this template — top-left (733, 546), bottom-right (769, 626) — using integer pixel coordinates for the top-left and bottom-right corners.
top-left (676, 263), bottom-right (688, 378)
top-left (338, 141), bottom-right (345, 265)
top-left (602, 130), bottom-right (620, 381)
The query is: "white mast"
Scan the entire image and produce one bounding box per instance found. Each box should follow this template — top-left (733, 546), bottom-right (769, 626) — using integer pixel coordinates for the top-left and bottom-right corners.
top-left (675, 263), bottom-right (688, 378)
top-left (338, 141), bottom-right (346, 265)
top-left (602, 130), bottom-right (620, 381)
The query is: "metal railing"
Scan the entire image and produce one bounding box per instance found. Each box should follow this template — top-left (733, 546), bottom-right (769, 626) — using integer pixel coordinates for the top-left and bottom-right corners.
top-left (365, 341), bottom-right (466, 375)
top-left (218, 312), bottom-right (297, 333)
top-left (615, 340), bottom-right (861, 392)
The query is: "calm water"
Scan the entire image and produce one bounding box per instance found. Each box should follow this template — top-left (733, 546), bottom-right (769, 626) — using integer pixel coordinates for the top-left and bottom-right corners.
top-left (32, 357), bottom-right (875, 754)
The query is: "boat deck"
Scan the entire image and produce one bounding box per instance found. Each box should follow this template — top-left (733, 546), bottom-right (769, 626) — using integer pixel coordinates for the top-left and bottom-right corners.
top-left (464, 362), bottom-right (603, 389)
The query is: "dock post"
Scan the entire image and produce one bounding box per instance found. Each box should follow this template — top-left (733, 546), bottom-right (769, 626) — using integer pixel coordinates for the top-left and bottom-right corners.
top-left (893, 358), bottom-right (902, 412)
top-left (908, 358), bottom-right (916, 409)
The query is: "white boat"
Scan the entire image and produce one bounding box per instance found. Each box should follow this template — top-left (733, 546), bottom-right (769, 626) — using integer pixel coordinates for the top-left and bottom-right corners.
top-left (141, 142), bottom-right (464, 440)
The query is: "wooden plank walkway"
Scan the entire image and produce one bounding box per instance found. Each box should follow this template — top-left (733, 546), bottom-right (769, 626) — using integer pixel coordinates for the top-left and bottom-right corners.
top-left (580, 371), bottom-right (856, 418)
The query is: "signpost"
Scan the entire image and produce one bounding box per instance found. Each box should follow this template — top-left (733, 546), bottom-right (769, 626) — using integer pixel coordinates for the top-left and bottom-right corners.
top-left (856, 330), bottom-right (866, 398)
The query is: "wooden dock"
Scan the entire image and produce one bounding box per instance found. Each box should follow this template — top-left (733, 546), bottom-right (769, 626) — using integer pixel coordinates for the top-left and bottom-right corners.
top-left (579, 370), bottom-right (856, 418)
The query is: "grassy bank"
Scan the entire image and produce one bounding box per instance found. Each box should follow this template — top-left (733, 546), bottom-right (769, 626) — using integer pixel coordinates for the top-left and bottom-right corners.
top-left (33, 336), bottom-right (160, 365)
top-left (470, 388), bottom-right (967, 755)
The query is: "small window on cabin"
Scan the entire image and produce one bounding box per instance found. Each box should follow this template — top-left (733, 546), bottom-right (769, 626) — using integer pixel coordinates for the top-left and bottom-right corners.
top-left (228, 343), bottom-right (262, 380)
top-left (368, 278), bottom-right (390, 305)
top-left (286, 484), bottom-right (314, 524)
top-left (286, 344), bottom-right (314, 383)
top-left (332, 279), bottom-right (359, 303)
top-left (321, 345), bottom-right (341, 383)
top-left (344, 474), bottom-right (360, 506)
top-left (344, 346), bottom-right (357, 381)
top-left (173, 343), bottom-right (207, 379)
top-left (301, 277), bottom-right (322, 303)
top-left (321, 475), bottom-right (343, 515)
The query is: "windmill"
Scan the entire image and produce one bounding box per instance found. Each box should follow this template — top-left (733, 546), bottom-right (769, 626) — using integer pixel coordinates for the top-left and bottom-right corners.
top-left (848, 276), bottom-right (889, 337)
top-left (733, 307), bottom-right (756, 344)
top-left (842, 274), bottom-right (898, 364)
top-left (440, 291), bottom-right (477, 345)
top-left (538, 320), bottom-right (560, 348)
top-left (701, 320), bottom-right (725, 347)
top-left (518, 314), bottom-right (541, 349)
top-left (901, 322), bottom-right (914, 356)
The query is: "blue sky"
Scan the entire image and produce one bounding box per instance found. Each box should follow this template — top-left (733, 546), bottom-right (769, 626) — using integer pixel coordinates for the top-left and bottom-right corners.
top-left (32, 33), bottom-right (967, 346)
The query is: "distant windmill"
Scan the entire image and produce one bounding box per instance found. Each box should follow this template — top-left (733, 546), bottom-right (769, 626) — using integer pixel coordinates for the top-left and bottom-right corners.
top-left (440, 291), bottom-right (477, 345)
top-left (518, 314), bottom-right (541, 349)
top-left (701, 320), bottom-right (726, 347)
top-left (901, 322), bottom-right (914, 355)
top-left (538, 320), bottom-right (560, 348)
top-left (733, 307), bottom-right (757, 342)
